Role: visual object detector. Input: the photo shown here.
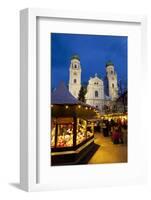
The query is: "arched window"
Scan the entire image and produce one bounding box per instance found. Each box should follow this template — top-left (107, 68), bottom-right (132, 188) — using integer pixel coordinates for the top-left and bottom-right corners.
top-left (74, 79), bottom-right (77, 83)
top-left (95, 90), bottom-right (98, 97)
top-left (112, 83), bottom-right (114, 88)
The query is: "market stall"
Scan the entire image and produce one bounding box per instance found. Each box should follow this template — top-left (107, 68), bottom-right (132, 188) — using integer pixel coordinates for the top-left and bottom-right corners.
top-left (51, 82), bottom-right (98, 166)
top-left (101, 112), bottom-right (128, 124)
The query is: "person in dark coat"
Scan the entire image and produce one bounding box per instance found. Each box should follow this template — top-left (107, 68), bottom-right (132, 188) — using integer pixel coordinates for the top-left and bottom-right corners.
top-left (112, 123), bottom-right (120, 144)
top-left (103, 120), bottom-right (109, 137)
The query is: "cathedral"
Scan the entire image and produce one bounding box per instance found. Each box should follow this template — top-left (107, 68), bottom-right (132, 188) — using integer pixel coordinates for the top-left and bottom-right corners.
top-left (68, 55), bottom-right (118, 112)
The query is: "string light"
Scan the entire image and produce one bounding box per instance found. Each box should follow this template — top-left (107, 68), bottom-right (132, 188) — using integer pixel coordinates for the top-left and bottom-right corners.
top-left (78, 105), bottom-right (81, 108)
top-left (65, 105), bottom-right (69, 109)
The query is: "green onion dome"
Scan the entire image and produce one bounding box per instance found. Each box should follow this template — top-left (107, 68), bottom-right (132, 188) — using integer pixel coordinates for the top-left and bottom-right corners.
top-left (106, 61), bottom-right (114, 67)
top-left (71, 54), bottom-right (80, 61)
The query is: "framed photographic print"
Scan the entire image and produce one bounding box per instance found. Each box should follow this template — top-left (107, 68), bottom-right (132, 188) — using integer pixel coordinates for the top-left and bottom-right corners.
top-left (20, 8), bottom-right (147, 191)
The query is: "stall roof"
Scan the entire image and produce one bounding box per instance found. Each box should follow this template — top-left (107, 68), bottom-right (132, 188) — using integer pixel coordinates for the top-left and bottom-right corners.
top-left (51, 82), bottom-right (102, 119)
top-left (52, 82), bottom-right (85, 105)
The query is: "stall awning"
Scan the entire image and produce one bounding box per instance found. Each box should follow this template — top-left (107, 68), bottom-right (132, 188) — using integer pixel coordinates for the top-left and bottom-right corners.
top-left (51, 82), bottom-right (81, 105)
top-left (51, 82), bottom-right (100, 118)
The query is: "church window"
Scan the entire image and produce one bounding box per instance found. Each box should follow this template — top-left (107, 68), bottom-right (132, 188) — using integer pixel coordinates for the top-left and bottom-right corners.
top-left (95, 91), bottom-right (98, 97)
top-left (112, 83), bottom-right (114, 88)
top-left (111, 70), bottom-right (113, 74)
top-left (74, 79), bottom-right (77, 83)
top-left (74, 64), bottom-right (77, 68)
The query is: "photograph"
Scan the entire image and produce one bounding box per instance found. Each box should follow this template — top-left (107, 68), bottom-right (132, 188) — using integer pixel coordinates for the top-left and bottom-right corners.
top-left (50, 33), bottom-right (128, 166)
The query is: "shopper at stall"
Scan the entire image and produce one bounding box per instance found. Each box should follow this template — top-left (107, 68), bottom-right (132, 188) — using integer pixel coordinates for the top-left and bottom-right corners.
top-left (112, 123), bottom-right (120, 144)
top-left (103, 120), bottom-right (109, 137)
top-left (117, 122), bottom-right (124, 144)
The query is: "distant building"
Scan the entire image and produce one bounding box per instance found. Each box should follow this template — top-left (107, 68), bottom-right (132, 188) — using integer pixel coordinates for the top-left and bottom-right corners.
top-left (116, 90), bottom-right (127, 113)
top-left (68, 55), bottom-right (119, 112)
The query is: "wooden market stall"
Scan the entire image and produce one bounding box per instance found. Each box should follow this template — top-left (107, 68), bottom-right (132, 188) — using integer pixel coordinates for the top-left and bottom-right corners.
top-left (51, 82), bottom-right (99, 166)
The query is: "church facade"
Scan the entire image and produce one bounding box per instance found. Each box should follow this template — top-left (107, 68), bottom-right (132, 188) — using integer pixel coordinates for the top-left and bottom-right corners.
top-left (68, 55), bottom-right (118, 112)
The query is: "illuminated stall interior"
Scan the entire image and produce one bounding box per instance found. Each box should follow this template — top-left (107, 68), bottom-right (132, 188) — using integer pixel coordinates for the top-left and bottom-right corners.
top-left (51, 82), bottom-right (99, 166)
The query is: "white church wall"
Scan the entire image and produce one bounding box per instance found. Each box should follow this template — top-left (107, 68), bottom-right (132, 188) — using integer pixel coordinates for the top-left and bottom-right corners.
top-left (69, 56), bottom-right (82, 98)
top-left (68, 56), bottom-right (119, 111)
top-left (85, 75), bottom-right (105, 111)
top-left (106, 64), bottom-right (118, 100)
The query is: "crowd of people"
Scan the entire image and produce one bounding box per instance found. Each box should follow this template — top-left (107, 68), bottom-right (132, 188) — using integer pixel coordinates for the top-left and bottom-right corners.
top-left (95, 118), bottom-right (128, 144)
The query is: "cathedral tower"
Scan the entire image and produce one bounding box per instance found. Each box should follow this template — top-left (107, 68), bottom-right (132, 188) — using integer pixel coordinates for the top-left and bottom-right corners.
top-left (106, 61), bottom-right (118, 100)
top-left (69, 55), bottom-right (81, 98)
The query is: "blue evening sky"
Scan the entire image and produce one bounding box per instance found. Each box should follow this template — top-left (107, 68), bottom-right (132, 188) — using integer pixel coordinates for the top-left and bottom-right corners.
top-left (51, 33), bottom-right (127, 90)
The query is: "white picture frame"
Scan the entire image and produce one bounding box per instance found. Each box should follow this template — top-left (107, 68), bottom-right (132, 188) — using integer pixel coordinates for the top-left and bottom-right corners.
top-left (20, 8), bottom-right (147, 191)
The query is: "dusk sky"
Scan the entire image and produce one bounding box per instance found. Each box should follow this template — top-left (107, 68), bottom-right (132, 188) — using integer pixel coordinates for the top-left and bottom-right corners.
top-left (51, 33), bottom-right (127, 90)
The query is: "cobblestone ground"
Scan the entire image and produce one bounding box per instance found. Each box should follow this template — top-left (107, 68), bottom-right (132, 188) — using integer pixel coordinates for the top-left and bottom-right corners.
top-left (88, 132), bottom-right (128, 164)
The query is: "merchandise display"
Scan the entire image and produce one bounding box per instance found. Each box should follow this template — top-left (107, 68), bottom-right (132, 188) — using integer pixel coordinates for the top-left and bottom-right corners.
top-left (57, 124), bottom-right (73, 147)
top-left (51, 127), bottom-right (55, 147)
top-left (87, 121), bottom-right (94, 138)
top-left (51, 117), bottom-right (94, 148)
top-left (76, 119), bottom-right (87, 145)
